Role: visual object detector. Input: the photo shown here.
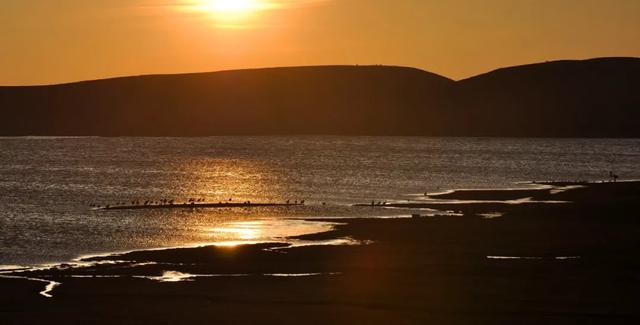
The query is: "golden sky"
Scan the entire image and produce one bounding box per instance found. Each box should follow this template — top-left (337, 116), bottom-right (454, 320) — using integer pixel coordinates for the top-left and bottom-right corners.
top-left (1, 0), bottom-right (639, 85)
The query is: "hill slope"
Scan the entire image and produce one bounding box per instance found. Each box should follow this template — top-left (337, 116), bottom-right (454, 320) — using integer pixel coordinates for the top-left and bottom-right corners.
top-left (452, 57), bottom-right (640, 137)
top-left (1, 58), bottom-right (639, 137)
top-left (0, 66), bottom-right (453, 136)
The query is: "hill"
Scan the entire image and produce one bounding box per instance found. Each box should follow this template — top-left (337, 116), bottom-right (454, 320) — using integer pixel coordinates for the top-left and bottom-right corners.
top-left (0, 66), bottom-right (453, 136)
top-left (1, 58), bottom-right (639, 137)
top-left (452, 57), bottom-right (640, 137)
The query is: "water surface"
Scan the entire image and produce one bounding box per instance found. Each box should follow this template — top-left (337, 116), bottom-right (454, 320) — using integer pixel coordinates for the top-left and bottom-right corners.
top-left (1, 136), bottom-right (639, 265)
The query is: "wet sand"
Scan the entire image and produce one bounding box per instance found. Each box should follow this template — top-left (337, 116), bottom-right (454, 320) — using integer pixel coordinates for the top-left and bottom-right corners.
top-left (2, 181), bottom-right (640, 324)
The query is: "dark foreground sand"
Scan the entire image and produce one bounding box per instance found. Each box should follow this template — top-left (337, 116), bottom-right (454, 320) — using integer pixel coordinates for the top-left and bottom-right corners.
top-left (2, 181), bottom-right (640, 324)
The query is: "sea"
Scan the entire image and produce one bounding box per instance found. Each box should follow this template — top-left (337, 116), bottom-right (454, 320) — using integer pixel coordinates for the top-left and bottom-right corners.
top-left (1, 136), bottom-right (639, 267)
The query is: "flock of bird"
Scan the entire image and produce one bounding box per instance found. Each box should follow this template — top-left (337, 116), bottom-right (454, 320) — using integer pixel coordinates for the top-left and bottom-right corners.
top-left (89, 197), bottom-right (311, 209)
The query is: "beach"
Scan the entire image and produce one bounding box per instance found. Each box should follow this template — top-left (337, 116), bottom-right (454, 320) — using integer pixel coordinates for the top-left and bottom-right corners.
top-left (2, 181), bottom-right (639, 324)
top-left (2, 1), bottom-right (639, 324)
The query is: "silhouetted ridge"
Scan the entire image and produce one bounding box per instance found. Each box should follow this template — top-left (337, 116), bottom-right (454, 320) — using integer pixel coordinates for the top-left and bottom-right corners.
top-left (1, 59), bottom-right (639, 137)
top-left (0, 65), bottom-right (453, 136)
top-left (453, 57), bottom-right (640, 137)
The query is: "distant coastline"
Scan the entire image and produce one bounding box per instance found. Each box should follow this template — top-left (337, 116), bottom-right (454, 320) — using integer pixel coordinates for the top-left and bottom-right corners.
top-left (1, 57), bottom-right (639, 137)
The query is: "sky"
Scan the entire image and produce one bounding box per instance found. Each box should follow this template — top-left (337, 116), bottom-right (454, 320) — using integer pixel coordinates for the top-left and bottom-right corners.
top-left (1, 0), bottom-right (639, 85)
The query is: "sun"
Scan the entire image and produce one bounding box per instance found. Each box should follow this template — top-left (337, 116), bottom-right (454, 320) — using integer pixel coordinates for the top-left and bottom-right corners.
top-left (206, 0), bottom-right (258, 13)
top-left (194, 0), bottom-right (267, 15)
top-left (186, 0), bottom-right (274, 28)
top-left (181, 0), bottom-right (282, 29)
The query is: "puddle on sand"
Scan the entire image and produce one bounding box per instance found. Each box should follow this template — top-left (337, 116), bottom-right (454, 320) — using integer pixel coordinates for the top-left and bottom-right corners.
top-left (0, 275), bottom-right (61, 298)
top-left (136, 271), bottom-right (341, 282)
top-left (141, 271), bottom-right (196, 282)
top-left (478, 212), bottom-right (503, 219)
top-left (487, 256), bottom-right (581, 260)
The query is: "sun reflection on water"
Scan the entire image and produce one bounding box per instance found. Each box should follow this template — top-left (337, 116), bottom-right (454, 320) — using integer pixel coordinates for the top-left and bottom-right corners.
top-left (204, 219), bottom-right (337, 245)
top-left (176, 158), bottom-right (286, 204)
top-left (211, 221), bottom-right (263, 240)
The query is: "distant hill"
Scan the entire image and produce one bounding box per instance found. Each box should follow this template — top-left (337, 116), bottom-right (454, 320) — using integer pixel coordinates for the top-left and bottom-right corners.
top-left (0, 66), bottom-right (453, 136)
top-left (1, 58), bottom-right (639, 137)
top-left (452, 57), bottom-right (640, 137)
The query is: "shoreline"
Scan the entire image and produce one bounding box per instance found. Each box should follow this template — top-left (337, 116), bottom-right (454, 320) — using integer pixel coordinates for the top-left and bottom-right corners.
top-left (3, 181), bottom-right (640, 324)
top-left (2, 180), bottom-right (635, 271)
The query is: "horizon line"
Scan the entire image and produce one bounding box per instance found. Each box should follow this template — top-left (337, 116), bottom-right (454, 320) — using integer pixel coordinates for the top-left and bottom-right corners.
top-left (1, 56), bottom-right (638, 87)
